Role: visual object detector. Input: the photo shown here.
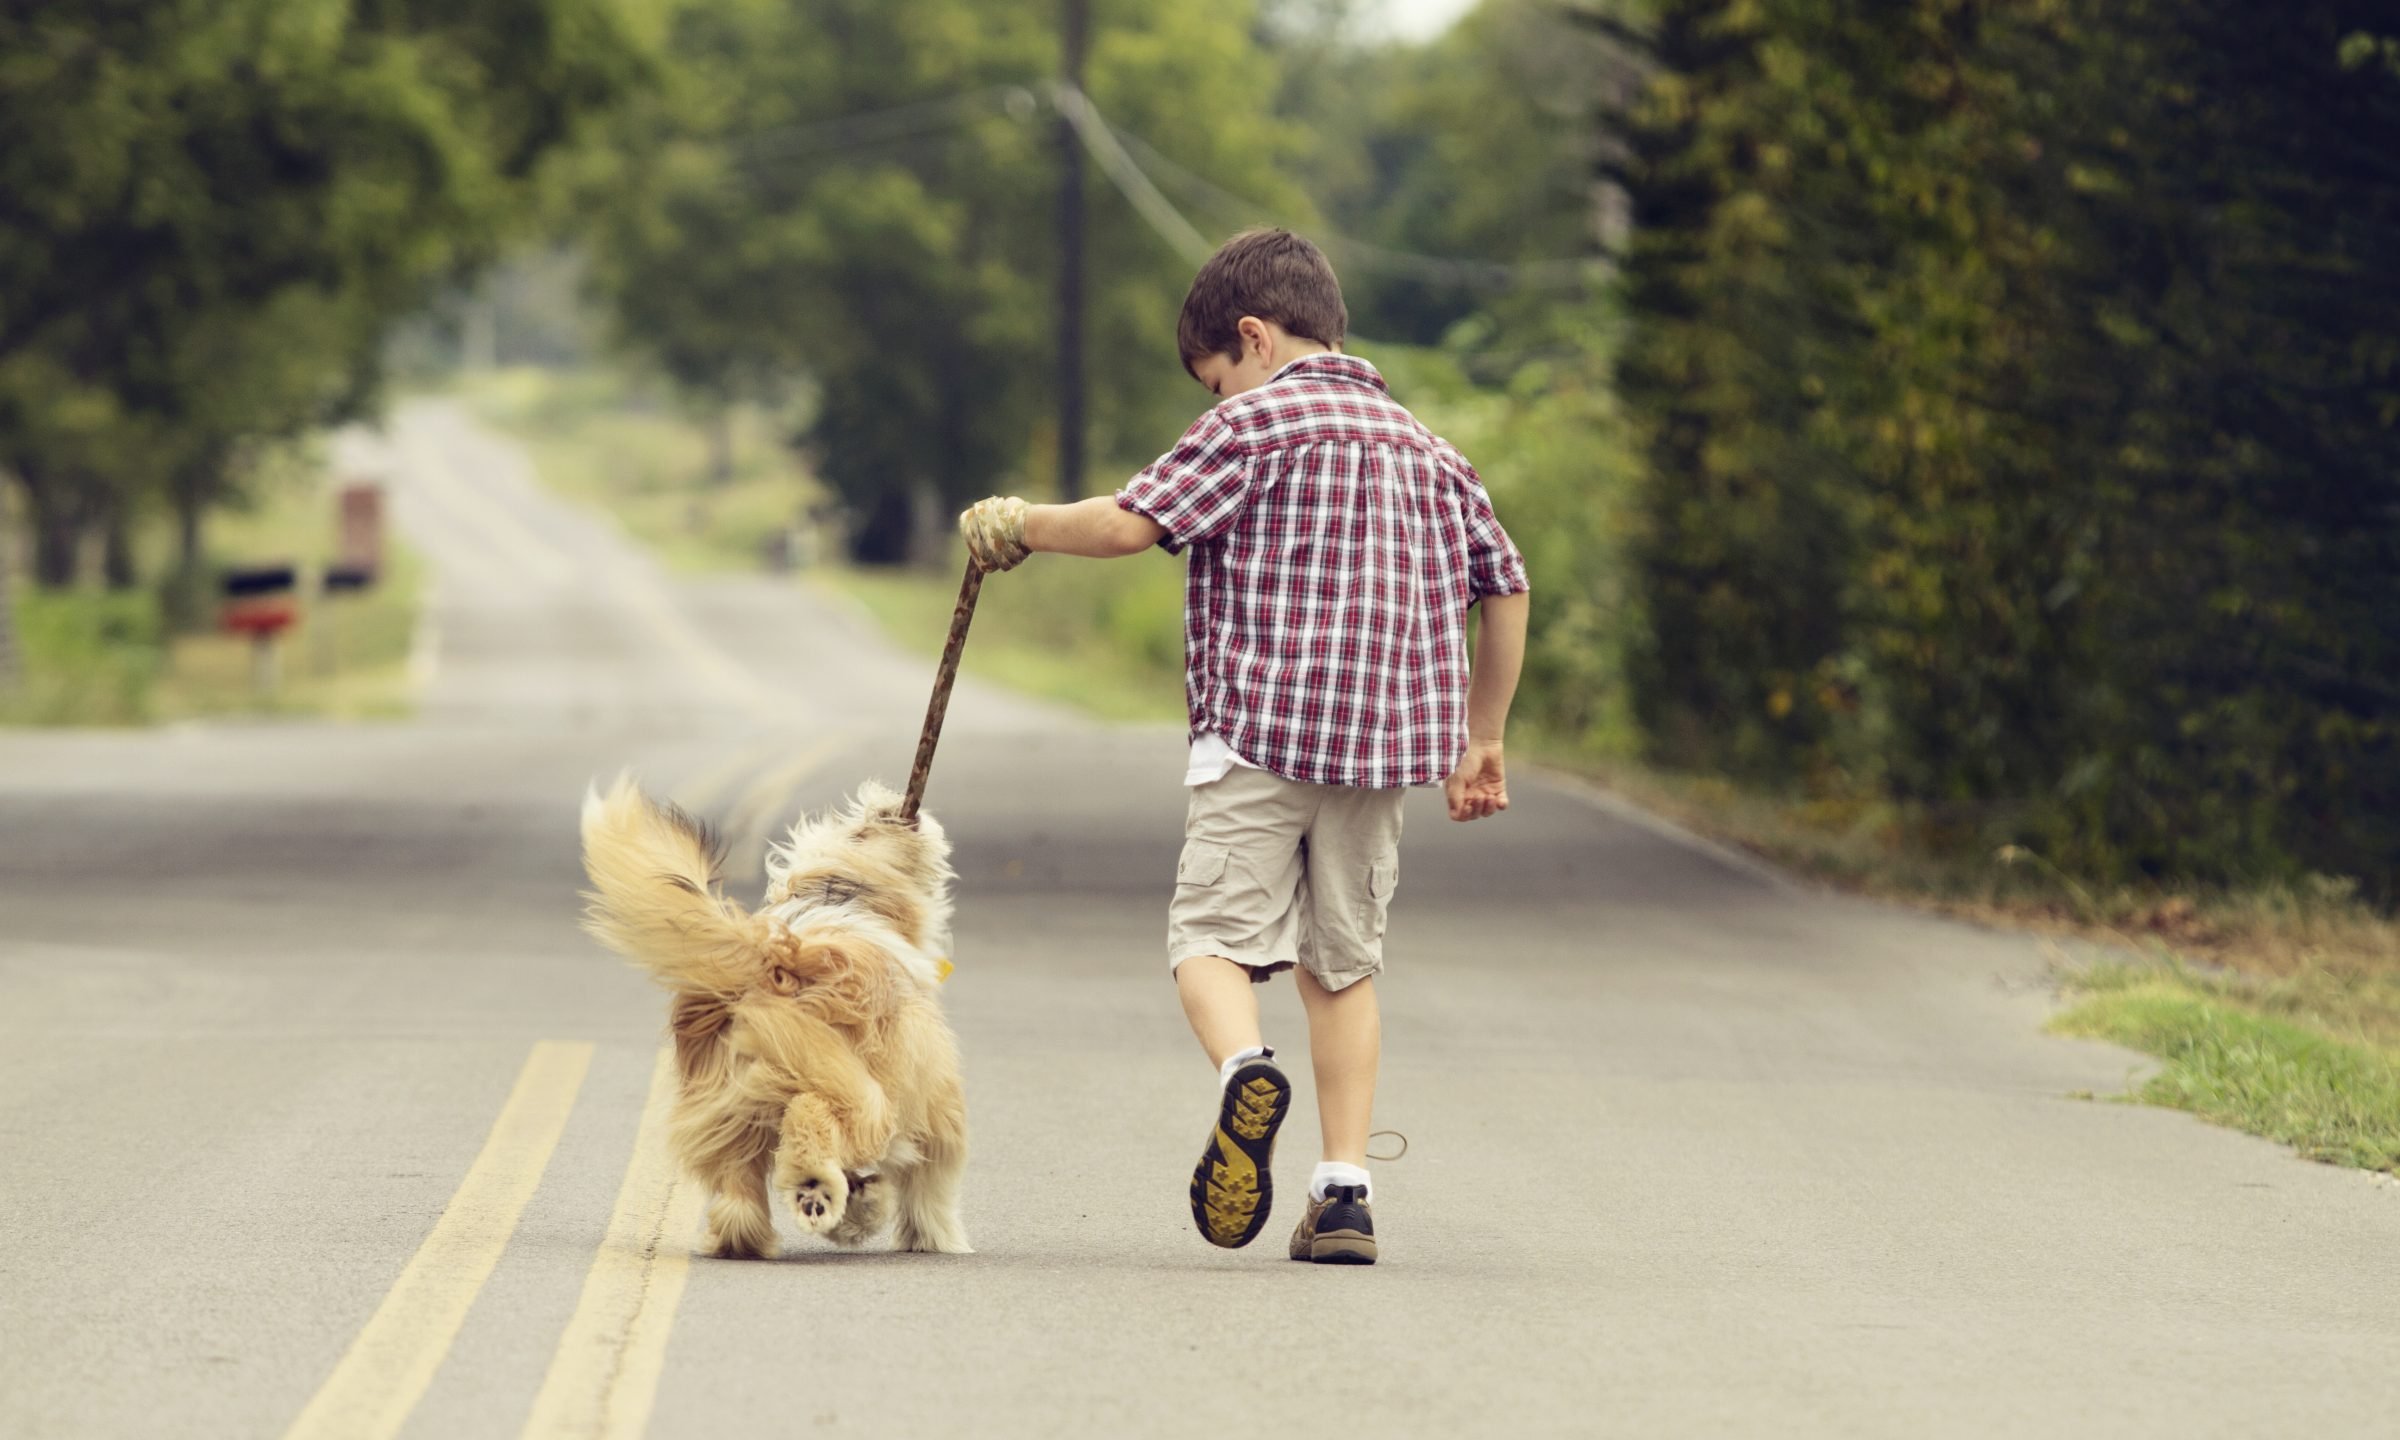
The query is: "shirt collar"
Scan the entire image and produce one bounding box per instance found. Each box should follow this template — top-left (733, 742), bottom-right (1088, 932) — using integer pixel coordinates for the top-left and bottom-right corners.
top-left (1267, 351), bottom-right (1387, 394)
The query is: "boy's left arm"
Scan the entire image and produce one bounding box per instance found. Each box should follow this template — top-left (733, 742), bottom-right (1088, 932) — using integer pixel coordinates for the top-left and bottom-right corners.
top-left (1028, 496), bottom-right (1166, 558)
top-left (959, 405), bottom-right (1249, 571)
top-left (956, 495), bottom-right (1164, 571)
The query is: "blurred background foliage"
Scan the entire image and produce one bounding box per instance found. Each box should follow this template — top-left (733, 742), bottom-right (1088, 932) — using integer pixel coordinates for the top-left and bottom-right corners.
top-left (1615, 0), bottom-right (2400, 895)
top-left (3, 0), bottom-right (2397, 901)
top-left (0, 0), bottom-right (652, 609)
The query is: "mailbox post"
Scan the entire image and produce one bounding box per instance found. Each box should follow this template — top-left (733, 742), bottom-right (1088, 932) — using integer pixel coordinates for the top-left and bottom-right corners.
top-left (220, 566), bottom-right (298, 699)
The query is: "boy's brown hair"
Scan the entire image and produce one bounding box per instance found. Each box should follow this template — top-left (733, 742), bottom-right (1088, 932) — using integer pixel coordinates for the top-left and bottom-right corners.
top-left (1176, 228), bottom-right (1348, 378)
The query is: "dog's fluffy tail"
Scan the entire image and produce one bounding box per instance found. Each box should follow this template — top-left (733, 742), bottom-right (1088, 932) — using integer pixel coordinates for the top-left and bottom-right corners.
top-left (580, 773), bottom-right (773, 998)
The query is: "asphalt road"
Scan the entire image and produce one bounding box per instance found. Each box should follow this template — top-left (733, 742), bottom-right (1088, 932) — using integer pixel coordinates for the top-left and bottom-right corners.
top-left (2, 400), bottom-right (2394, 1439)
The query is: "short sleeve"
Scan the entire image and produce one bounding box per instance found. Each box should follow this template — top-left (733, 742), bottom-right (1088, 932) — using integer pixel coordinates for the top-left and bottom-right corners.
top-left (1115, 406), bottom-right (1252, 555)
top-left (1439, 440), bottom-right (1530, 598)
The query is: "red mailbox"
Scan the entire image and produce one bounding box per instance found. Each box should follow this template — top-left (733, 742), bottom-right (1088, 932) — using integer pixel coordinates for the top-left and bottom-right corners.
top-left (220, 598), bottom-right (298, 638)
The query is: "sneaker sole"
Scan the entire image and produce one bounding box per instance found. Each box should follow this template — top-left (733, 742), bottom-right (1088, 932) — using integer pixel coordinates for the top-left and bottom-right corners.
top-left (1309, 1227), bottom-right (1378, 1265)
top-left (1188, 1060), bottom-right (1292, 1249)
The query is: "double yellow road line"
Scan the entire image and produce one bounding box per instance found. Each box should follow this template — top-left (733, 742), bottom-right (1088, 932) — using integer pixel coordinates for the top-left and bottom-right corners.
top-left (521, 1050), bottom-right (711, 1440)
top-left (282, 1046), bottom-right (704, 1440)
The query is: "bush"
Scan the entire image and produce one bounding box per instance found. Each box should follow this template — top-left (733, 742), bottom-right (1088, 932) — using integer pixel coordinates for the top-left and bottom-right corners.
top-left (1, 589), bottom-right (163, 725)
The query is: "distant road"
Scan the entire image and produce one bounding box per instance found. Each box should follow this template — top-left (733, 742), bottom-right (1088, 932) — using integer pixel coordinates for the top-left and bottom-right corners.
top-left (1, 399), bottom-right (2392, 1438)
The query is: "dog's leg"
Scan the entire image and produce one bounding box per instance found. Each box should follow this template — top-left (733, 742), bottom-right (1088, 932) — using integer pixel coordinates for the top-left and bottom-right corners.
top-left (678, 1084), bottom-right (778, 1260)
top-left (828, 1170), bottom-right (894, 1248)
top-left (773, 1093), bottom-right (850, 1237)
top-left (893, 1086), bottom-right (972, 1254)
top-left (703, 1159), bottom-right (778, 1260)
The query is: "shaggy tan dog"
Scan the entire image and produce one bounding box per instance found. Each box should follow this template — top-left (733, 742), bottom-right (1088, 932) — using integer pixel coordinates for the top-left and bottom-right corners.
top-left (579, 776), bottom-right (971, 1258)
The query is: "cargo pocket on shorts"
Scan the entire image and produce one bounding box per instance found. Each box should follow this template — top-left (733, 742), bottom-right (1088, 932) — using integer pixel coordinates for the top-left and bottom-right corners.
top-left (1362, 850), bottom-right (1400, 942)
top-left (1177, 839), bottom-right (1231, 889)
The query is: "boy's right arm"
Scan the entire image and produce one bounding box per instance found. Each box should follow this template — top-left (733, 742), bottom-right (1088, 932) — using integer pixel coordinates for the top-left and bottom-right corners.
top-left (1447, 590), bottom-right (1528, 823)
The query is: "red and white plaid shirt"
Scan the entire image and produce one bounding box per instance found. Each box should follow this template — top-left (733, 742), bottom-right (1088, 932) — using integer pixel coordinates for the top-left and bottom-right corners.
top-left (1116, 353), bottom-right (1530, 789)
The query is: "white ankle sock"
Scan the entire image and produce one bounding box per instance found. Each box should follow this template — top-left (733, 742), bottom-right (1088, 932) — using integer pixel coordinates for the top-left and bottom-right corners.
top-left (1216, 1045), bottom-right (1270, 1087)
top-left (1311, 1160), bottom-right (1371, 1202)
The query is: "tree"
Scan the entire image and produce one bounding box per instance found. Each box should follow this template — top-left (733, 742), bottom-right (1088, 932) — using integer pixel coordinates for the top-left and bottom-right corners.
top-left (0, 0), bottom-right (653, 601)
top-left (1605, 0), bottom-right (2400, 892)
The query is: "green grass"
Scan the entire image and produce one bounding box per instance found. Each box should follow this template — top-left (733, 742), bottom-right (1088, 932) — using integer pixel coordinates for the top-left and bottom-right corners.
top-left (827, 556), bottom-right (1186, 725)
top-left (0, 588), bottom-right (163, 725)
top-left (456, 367), bottom-right (817, 574)
top-left (2, 444), bottom-right (425, 726)
top-left (2054, 965), bottom-right (2400, 1173)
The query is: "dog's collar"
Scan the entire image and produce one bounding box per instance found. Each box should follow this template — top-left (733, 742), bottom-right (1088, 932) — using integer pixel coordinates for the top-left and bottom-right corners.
top-left (804, 874), bottom-right (870, 908)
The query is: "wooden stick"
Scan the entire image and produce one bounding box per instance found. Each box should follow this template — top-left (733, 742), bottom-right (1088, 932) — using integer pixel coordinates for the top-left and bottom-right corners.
top-left (902, 558), bottom-right (985, 823)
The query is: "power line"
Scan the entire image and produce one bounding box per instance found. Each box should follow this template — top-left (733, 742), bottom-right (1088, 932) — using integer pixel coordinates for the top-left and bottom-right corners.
top-left (1051, 84), bottom-right (1213, 264)
top-left (720, 81), bottom-right (1600, 294)
top-left (1091, 102), bottom-right (1601, 291)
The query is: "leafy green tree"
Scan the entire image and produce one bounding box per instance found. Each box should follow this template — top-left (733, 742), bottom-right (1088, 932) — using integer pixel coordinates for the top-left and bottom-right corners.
top-left (1609, 0), bottom-right (1854, 776)
top-left (1608, 0), bottom-right (2400, 892)
top-left (0, 0), bottom-right (651, 601)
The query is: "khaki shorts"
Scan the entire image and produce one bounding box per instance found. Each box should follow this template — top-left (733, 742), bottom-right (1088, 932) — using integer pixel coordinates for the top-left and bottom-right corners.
top-left (1167, 765), bottom-right (1407, 992)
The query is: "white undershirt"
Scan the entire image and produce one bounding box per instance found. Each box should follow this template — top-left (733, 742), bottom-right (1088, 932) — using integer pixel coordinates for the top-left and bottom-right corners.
top-left (1184, 731), bottom-right (1262, 787)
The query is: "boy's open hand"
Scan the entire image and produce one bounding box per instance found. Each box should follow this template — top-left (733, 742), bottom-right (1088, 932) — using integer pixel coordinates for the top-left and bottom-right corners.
top-left (1444, 741), bottom-right (1509, 822)
top-left (959, 496), bottom-right (1030, 573)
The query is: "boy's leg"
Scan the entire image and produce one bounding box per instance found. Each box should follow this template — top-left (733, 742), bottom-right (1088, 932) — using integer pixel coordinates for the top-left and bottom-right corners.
top-left (1175, 954), bottom-right (1264, 1068)
top-left (1180, 956), bottom-right (1293, 1249)
top-left (1281, 785), bottom-right (1399, 1264)
top-left (1169, 770), bottom-right (1317, 1249)
top-left (1295, 968), bottom-right (1379, 1167)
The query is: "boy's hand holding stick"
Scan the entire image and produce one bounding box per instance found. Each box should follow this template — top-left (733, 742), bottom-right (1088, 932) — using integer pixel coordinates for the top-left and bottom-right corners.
top-left (959, 496), bottom-right (1031, 574)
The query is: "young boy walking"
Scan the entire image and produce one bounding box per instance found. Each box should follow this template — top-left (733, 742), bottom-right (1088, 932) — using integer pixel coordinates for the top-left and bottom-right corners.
top-left (958, 229), bottom-right (1529, 1265)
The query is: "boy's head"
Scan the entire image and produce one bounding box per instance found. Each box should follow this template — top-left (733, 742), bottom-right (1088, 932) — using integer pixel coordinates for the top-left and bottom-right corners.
top-left (1177, 229), bottom-right (1347, 400)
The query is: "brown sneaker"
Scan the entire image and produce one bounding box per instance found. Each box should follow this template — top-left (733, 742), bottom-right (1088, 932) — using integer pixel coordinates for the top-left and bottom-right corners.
top-left (1288, 1183), bottom-right (1377, 1265)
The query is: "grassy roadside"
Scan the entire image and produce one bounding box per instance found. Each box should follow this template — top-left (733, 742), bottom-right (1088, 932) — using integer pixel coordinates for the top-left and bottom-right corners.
top-left (2050, 964), bottom-right (2399, 1172)
top-left (1566, 759), bottom-right (2400, 1175)
top-left (454, 367), bottom-right (817, 574)
top-left (2, 443), bottom-right (424, 726)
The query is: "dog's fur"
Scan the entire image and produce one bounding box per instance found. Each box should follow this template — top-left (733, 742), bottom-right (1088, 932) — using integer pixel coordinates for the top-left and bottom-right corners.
top-left (579, 775), bottom-right (970, 1258)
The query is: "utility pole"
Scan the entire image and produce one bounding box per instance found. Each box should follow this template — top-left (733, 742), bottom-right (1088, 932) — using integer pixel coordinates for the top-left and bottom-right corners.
top-left (1055, 0), bottom-right (1088, 502)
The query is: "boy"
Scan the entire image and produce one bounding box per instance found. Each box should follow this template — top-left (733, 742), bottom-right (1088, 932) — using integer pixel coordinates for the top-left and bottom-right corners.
top-left (958, 228), bottom-right (1529, 1265)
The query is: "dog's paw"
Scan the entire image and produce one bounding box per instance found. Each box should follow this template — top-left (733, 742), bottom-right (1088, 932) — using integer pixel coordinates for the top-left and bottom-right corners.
top-left (786, 1167), bottom-right (849, 1235)
top-left (707, 1226), bottom-right (776, 1261)
top-left (895, 1216), bottom-right (974, 1255)
top-left (705, 1196), bottom-right (779, 1260)
top-left (829, 1171), bottom-right (894, 1248)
